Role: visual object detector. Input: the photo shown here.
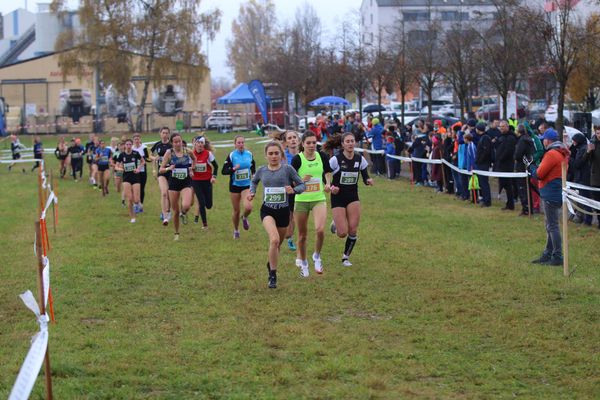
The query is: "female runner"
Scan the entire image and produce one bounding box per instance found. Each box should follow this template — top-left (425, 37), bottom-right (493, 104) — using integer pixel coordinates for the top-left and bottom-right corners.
top-left (133, 133), bottom-right (151, 212)
top-left (248, 141), bottom-right (305, 289)
top-left (191, 136), bottom-right (218, 229)
top-left (291, 131), bottom-right (332, 277)
top-left (159, 133), bottom-right (195, 240)
top-left (151, 127), bottom-right (173, 224)
top-left (112, 141), bottom-right (125, 206)
top-left (329, 132), bottom-right (373, 266)
top-left (282, 131), bottom-right (300, 251)
top-left (222, 135), bottom-right (255, 239)
top-left (54, 137), bottom-right (69, 178)
top-left (116, 138), bottom-right (144, 223)
top-left (95, 139), bottom-right (113, 196)
top-left (67, 138), bottom-right (84, 180)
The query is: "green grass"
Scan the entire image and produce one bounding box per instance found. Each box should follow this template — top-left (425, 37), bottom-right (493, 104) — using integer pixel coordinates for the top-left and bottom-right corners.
top-left (1, 132), bottom-right (599, 399)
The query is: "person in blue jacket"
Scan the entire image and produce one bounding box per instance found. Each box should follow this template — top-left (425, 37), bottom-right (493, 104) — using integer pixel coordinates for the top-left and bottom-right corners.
top-left (222, 135), bottom-right (256, 239)
top-left (31, 136), bottom-right (44, 172)
top-left (367, 117), bottom-right (385, 176)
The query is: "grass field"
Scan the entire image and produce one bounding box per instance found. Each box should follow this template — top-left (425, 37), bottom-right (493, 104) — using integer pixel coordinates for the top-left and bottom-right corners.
top-left (1, 131), bottom-right (599, 399)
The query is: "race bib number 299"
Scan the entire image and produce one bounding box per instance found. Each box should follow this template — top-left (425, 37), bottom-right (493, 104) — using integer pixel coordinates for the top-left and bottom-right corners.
top-left (264, 187), bottom-right (286, 204)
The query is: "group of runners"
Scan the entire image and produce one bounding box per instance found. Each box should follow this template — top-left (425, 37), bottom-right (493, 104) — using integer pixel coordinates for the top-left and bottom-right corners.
top-left (6, 128), bottom-right (373, 289)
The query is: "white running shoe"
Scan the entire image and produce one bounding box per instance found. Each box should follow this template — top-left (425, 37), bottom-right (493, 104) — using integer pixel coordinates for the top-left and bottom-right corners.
top-left (300, 260), bottom-right (309, 278)
top-left (342, 259), bottom-right (352, 267)
top-left (295, 258), bottom-right (302, 268)
top-left (173, 233), bottom-right (180, 241)
top-left (130, 218), bottom-right (136, 223)
top-left (313, 252), bottom-right (323, 274)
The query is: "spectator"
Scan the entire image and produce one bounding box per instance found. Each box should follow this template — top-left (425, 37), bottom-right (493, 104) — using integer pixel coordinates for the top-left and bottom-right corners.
top-left (529, 128), bottom-right (570, 266)
top-left (430, 135), bottom-right (443, 192)
top-left (442, 127), bottom-right (456, 194)
top-left (487, 119), bottom-right (501, 142)
top-left (464, 132), bottom-right (477, 201)
top-left (508, 113), bottom-right (518, 130)
top-left (570, 133), bottom-right (592, 225)
top-left (495, 120), bottom-right (517, 210)
top-left (385, 136), bottom-right (397, 180)
top-left (367, 117), bottom-right (385, 176)
top-left (586, 125), bottom-right (600, 228)
top-left (475, 122), bottom-right (493, 207)
top-left (409, 129), bottom-right (428, 185)
top-left (514, 124), bottom-right (535, 215)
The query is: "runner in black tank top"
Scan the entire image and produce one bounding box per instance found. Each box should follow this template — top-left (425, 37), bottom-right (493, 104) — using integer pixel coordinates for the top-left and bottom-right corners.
top-left (329, 132), bottom-right (373, 267)
top-left (151, 127), bottom-right (173, 224)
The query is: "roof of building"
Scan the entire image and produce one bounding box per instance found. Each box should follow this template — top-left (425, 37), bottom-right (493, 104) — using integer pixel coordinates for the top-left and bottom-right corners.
top-left (376, 0), bottom-right (491, 6)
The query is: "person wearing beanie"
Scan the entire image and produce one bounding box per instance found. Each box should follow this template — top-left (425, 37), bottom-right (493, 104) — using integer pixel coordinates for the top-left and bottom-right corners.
top-left (514, 124), bottom-right (535, 215)
top-left (475, 122), bottom-right (493, 206)
top-left (367, 117), bottom-right (385, 176)
top-left (569, 132), bottom-right (592, 225)
top-left (495, 120), bottom-right (517, 210)
top-left (528, 128), bottom-right (571, 266)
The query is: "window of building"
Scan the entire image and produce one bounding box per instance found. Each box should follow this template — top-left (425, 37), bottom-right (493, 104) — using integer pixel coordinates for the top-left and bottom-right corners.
top-left (441, 11), bottom-right (469, 21)
top-left (403, 11), bottom-right (430, 22)
top-left (370, 13), bottom-right (373, 24)
top-left (408, 30), bottom-right (436, 44)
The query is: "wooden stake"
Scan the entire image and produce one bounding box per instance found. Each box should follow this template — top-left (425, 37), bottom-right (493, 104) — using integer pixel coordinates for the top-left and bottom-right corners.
top-left (526, 173), bottom-right (532, 219)
top-left (35, 221), bottom-right (54, 400)
top-left (561, 162), bottom-right (569, 277)
top-left (50, 170), bottom-right (57, 233)
top-left (37, 168), bottom-right (44, 215)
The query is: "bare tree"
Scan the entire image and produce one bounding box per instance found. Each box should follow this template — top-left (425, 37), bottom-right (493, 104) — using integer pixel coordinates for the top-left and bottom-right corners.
top-left (347, 21), bottom-right (371, 120)
top-left (227, 0), bottom-right (276, 83)
top-left (526, 0), bottom-right (597, 132)
top-left (389, 20), bottom-right (415, 124)
top-left (442, 24), bottom-right (480, 118)
top-left (368, 28), bottom-right (394, 120)
top-left (477, 0), bottom-right (531, 121)
top-left (412, 20), bottom-right (444, 120)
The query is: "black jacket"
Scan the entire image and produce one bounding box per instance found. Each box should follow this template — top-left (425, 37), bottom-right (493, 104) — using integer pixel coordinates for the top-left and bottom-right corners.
top-left (571, 141), bottom-right (591, 185)
top-left (494, 132), bottom-right (517, 172)
top-left (514, 134), bottom-right (534, 172)
top-left (475, 133), bottom-right (493, 169)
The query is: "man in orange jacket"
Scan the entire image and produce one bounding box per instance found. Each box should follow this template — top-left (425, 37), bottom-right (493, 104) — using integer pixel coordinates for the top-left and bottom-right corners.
top-left (527, 128), bottom-right (570, 266)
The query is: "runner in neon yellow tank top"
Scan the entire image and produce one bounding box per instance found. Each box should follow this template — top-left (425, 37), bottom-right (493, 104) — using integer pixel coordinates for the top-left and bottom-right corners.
top-left (291, 131), bottom-right (332, 277)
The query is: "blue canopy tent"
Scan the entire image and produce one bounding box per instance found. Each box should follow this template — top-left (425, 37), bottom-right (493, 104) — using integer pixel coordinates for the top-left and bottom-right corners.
top-left (217, 83), bottom-right (272, 129)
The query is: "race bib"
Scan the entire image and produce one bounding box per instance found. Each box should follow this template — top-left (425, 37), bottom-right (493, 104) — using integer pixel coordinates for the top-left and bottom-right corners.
top-left (340, 171), bottom-right (359, 185)
top-left (172, 168), bottom-right (188, 180)
top-left (235, 168), bottom-right (250, 181)
top-left (195, 163), bottom-right (207, 173)
top-left (123, 162), bottom-right (136, 172)
top-left (71, 153), bottom-right (81, 159)
top-left (264, 187), bottom-right (286, 204)
top-left (305, 178), bottom-right (321, 193)
top-left (100, 156), bottom-right (109, 163)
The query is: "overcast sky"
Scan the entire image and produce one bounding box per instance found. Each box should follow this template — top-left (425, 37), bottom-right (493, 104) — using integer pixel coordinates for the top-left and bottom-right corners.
top-left (2, 0), bottom-right (362, 81)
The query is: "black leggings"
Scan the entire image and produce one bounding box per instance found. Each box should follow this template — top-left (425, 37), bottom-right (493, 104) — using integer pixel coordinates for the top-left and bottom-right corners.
top-left (139, 171), bottom-right (147, 204)
top-left (71, 159), bottom-right (83, 179)
top-left (191, 180), bottom-right (213, 224)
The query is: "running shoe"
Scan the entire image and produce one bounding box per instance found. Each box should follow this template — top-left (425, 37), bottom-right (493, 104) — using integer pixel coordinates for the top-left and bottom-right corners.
top-left (268, 274), bottom-right (277, 289)
top-left (242, 216), bottom-right (250, 230)
top-left (162, 218), bottom-right (169, 226)
top-left (194, 216), bottom-right (199, 224)
top-left (287, 238), bottom-right (296, 251)
top-left (137, 204), bottom-right (143, 213)
top-left (202, 224), bottom-right (208, 230)
top-left (173, 233), bottom-right (180, 241)
top-left (300, 260), bottom-right (309, 278)
top-left (130, 218), bottom-right (136, 223)
top-left (233, 230), bottom-right (240, 239)
top-left (330, 221), bottom-right (337, 234)
top-left (313, 252), bottom-right (323, 274)
top-left (342, 258), bottom-right (352, 267)
top-left (180, 212), bottom-right (188, 225)
top-left (133, 204), bottom-right (140, 214)
top-left (160, 212), bottom-right (164, 221)
top-left (295, 258), bottom-right (302, 268)
top-left (122, 199), bottom-right (126, 207)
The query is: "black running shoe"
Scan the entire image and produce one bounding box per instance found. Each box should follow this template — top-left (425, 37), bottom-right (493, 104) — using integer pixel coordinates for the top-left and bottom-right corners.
top-left (531, 254), bottom-right (551, 264)
top-left (268, 274), bottom-right (277, 289)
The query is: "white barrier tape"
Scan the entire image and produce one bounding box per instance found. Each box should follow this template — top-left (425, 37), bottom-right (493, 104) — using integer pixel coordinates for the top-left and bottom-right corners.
top-left (41, 191), bottom-right (58, 220)
top-left (563, 191), bottom-right (576, 215)
top-left (564, 188), bottom-right (600, 211)
top-left (0, 159), bottom-right (45, 164)
top-left (9, 257), bottom-right (51, 400)
top-left (566, 181), bottom-right (600, 192)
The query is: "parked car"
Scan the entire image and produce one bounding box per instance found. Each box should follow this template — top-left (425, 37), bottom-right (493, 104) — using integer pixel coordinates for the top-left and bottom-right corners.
top-left (205, 110), bottom-right (233, 130)
top-left (478, 103), bottom-right (527, 121)
top-left (435, 103), bottom-right (462, 117)
top-left (544, 104), bottom-right (573, 125)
